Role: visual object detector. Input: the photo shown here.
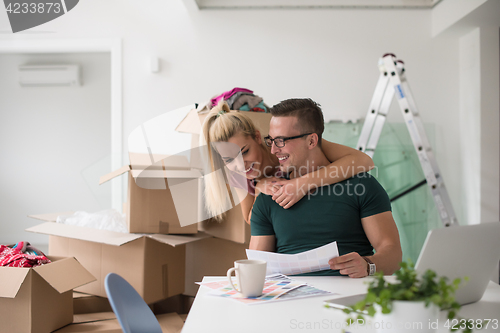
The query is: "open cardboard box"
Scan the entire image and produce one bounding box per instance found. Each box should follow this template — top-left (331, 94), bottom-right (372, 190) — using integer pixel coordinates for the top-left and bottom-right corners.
top-left (26, 215), bottom-right (210, 304)
top-left (0, 256), bottom-right (95, 333)
top-left (100, 154), bottom-right (201, 234)
top-left (119, 102), bottom-right (270, 244)
top-left (176, 102), bottom-right (272, 244)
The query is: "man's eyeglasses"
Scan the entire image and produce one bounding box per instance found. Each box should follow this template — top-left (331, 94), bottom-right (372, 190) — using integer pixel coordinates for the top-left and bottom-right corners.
top-left (264, 133), bottom-right (313, 148)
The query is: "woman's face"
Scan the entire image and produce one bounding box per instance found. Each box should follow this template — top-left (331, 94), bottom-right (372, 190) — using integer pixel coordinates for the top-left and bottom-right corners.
top-left (215, 131), bottom-right (264, 179)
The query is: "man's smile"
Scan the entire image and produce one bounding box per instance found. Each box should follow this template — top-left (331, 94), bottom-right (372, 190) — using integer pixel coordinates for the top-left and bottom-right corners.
top-left (277, 155), bottom-right (289, 164)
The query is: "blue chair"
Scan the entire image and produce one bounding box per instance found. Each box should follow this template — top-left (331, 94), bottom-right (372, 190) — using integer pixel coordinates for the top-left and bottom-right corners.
top-left (104, 273), bottom-right (162, 333)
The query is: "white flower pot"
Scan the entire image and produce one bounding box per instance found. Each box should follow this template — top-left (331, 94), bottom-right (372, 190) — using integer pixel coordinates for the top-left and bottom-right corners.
top-left (372, 300), bottom-right (439, 333)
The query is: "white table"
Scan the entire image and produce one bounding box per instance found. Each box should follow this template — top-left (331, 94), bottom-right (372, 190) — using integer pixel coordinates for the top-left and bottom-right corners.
top-left (182, 276), bottom-right (500, 333)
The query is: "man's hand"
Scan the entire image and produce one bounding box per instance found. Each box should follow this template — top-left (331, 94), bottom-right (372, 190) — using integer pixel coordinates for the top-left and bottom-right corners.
top-left (328, 252), bottom-right (368, 278)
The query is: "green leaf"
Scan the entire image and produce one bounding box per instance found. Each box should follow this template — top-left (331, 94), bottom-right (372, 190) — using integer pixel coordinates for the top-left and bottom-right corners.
top-left (367, 305), bottom-right (376, 317)
top-left (447, 310), bottom-right (456, 319)
top-left (381, 305), bottom-right (391, 314)
top-left (365, 292), bottom-right (376, 303)
top-left (380, 289), bottom-right (391, 300)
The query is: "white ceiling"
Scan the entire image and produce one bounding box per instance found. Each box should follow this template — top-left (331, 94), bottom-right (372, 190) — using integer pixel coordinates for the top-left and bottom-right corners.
top-left (183, 0), bottom-right (442, 10)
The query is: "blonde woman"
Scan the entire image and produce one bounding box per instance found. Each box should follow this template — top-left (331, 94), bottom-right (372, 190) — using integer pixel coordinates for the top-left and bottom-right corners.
top-left (203, 101), bottom-right (374, 224)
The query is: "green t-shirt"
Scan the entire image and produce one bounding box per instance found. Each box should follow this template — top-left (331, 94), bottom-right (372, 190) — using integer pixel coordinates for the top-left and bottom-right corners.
top-left (250, 173), bottom-right (391, 276)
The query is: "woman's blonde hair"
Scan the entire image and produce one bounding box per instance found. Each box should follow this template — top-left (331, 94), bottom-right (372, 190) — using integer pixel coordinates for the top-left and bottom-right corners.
top-left (202, 101), bottom-right (260, 220)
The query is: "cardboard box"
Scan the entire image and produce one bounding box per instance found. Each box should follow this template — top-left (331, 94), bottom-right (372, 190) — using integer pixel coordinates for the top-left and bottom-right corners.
top-left (54, 318), bottom-right (122, 333)
top-left (152, 294), bottom-right (194, 316)
top-left (0, 256), bottom-right (95, 333)
top-left (53, 312), bottom-right (119, 333)
top-left (176, 104), bottom-right (272, 244)
top-left (26, 218), bottom-right (210, 304)
top-left (100, 155), bottom-right (201, 234)
top-left (54, 312), bottom-right (184, 333)
top-left (72, 312), bottom-right (117, 324)
top-left (122, 102), bottom-right (271, 242)
top-left (184, 237), bottom-right (249, 296)
top-left (197, 203), bottom-right (251, 244)
top-left (73, 292), bottom-right (113, 314)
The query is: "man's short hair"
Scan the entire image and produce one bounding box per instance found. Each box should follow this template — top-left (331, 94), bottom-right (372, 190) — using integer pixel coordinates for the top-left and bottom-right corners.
top-left (270, 98), bottom-right (324, 145)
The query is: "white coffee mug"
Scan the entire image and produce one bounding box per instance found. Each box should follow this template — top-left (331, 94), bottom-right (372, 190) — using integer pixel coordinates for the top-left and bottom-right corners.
top-left (226, 259), bottom-right (267, 297)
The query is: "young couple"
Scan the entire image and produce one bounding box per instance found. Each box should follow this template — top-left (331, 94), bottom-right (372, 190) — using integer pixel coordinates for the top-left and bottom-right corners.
top-left (203, 98), bottom-right (402, 278)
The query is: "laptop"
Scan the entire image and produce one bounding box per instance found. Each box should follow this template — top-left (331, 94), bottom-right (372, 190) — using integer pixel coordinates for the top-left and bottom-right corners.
top-left (415, 222), bottom-right (500, 304)
top-left (324, 222), bottom-right (500, 309)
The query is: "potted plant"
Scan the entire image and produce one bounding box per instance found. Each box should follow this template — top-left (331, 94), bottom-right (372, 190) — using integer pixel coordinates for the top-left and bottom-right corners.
top-left (333, 261), bottom-right (471, 333)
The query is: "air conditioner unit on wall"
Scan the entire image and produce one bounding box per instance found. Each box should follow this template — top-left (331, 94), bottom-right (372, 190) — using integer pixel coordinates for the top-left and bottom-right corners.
top-left (18, 65), bottom-right (81, 87)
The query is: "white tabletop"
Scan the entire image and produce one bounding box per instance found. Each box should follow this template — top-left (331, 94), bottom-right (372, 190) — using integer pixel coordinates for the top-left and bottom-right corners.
top-left (182, 276), bottom-right (500, 333)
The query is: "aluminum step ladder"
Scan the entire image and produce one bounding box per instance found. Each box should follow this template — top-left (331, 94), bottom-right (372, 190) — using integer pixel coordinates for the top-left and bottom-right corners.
top-left (357, 53), bottom-right (458, 227)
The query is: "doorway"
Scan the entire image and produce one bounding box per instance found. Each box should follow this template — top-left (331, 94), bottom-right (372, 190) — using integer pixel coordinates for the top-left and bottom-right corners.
top-left (0, 39), bottom-right (122, 247)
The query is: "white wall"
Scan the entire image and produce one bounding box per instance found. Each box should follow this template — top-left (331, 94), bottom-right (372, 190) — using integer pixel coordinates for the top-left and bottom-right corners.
top-left (437, 0), bottom-right (500, 282)
top-left (0, 0), bottom-right (498, 237)
top-left (436, 0), bottom-right (500, 225)
top-left (0, 52), bottom-right (111, 246)
top-left (432, 0), bottom-right (489, 36)
top-left (459, 28), bottom-right (481, 225)
top-left (478, 25), bottom-right (500, 224)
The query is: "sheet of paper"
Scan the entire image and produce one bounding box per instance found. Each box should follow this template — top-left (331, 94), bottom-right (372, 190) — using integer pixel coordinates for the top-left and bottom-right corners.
top-left (264, 273), bottom-right (335, 301)
top-left (196, 274), bottom-right (332, 305)
top-left (197, 276), bottom-right (305, 305)
top-left (246, 241), bottom-right (339, 275)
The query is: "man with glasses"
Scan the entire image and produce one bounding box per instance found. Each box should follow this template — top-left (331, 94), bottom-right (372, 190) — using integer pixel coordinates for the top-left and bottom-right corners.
top-left (249, 98), bottom-right (402, 278)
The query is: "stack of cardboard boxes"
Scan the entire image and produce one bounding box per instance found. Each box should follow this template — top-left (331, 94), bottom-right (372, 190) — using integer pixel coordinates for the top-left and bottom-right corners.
top-left (19, 104), bottom-right (272, 332)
